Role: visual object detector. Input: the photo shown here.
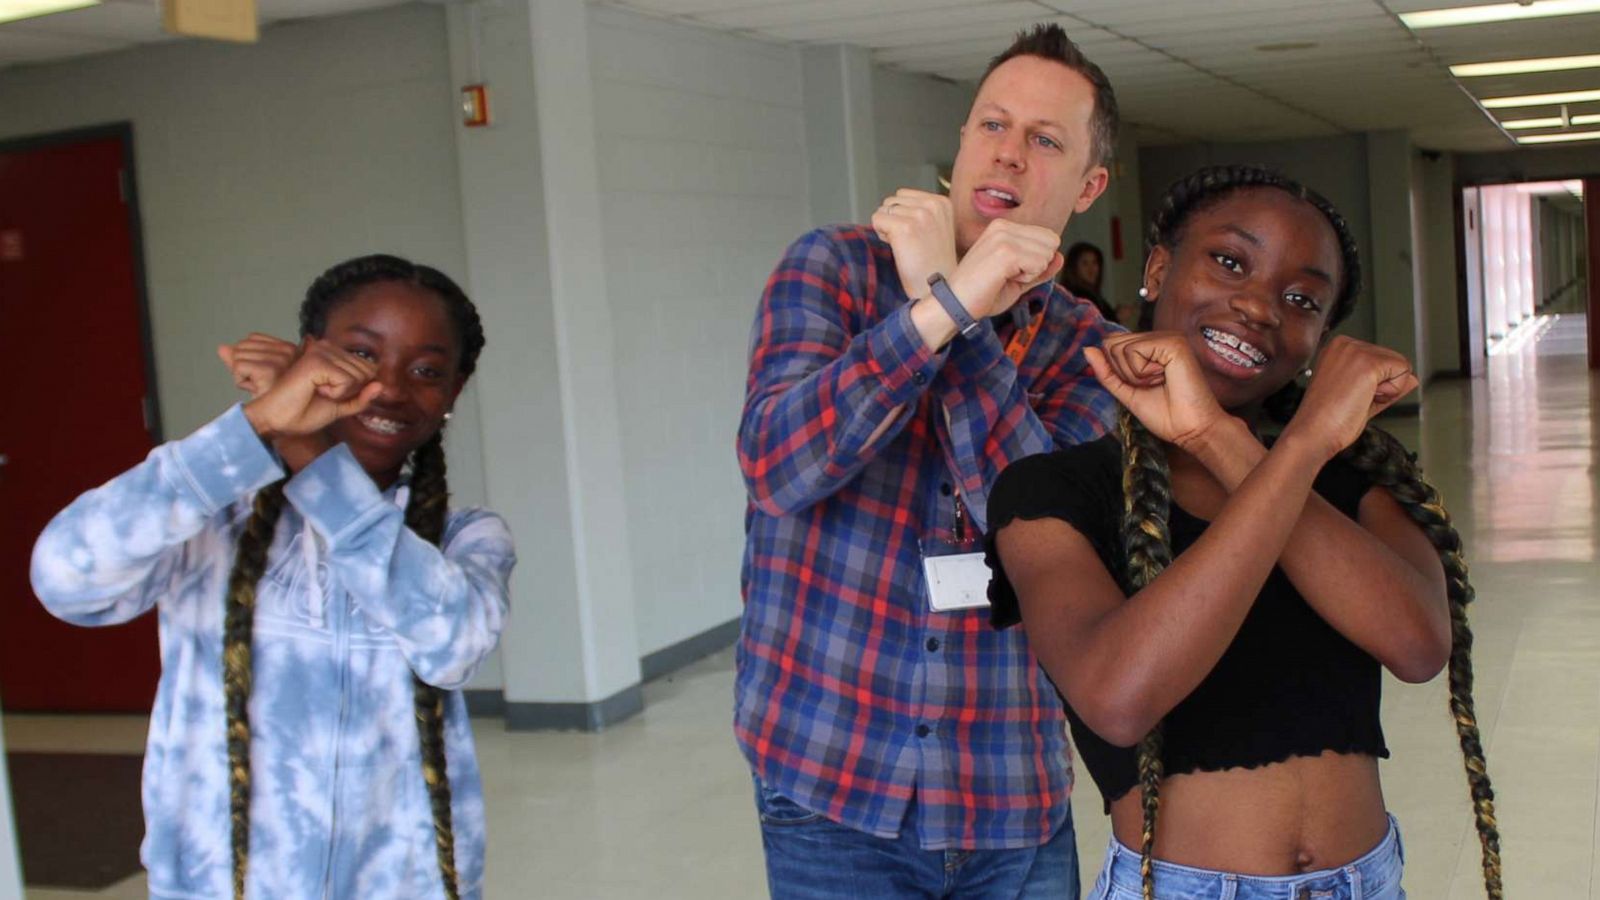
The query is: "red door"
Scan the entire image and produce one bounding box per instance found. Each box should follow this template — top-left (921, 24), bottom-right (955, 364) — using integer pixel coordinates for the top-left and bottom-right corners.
top-left (0, 130), bottom-right (161, 711)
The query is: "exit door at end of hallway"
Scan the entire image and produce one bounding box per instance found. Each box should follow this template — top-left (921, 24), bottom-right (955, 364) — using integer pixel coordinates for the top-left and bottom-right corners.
top-left (0, 127), bottom-right (161, 712)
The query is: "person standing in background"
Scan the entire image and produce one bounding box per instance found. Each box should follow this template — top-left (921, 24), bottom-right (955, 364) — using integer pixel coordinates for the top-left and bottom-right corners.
top-left (1059, 241), bottom-right (1119, 323)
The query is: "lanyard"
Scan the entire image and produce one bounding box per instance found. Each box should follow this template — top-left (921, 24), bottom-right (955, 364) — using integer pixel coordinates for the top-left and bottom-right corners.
top-left (953, 491), bottom-right (970, 544)
top-left (937, 297), bottom-right (1046, 546)
top-left (1003, 302), bottom-right (1047, 367)
top-left (938, 403), bottom-right (976, 546)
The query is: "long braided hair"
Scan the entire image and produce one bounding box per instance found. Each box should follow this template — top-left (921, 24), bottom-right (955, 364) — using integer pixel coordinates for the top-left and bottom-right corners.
top-left (222, 254), bottom-right (485, 899)
top-left (1122, 167), bottom-right (1500, 898)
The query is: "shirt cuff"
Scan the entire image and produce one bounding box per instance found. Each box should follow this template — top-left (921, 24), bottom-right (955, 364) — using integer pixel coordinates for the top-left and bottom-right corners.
top-left (170, 404), bottom-right (286, 513)
top-left (867, 302), bottom-right (945, 406)
top-left (283, 443), bottom-right (386, 544)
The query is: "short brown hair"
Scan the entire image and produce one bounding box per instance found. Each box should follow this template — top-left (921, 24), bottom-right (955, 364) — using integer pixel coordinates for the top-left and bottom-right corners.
top-left (980, 24), bottom-right (1120, 167)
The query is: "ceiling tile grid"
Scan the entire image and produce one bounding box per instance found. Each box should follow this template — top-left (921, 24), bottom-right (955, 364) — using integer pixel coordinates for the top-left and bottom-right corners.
top-left (4, 0), bottom-right (1598, 151)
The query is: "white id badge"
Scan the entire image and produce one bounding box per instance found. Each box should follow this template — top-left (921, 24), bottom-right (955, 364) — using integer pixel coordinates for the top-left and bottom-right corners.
top-left (923, 552), bottom-right (993, 612)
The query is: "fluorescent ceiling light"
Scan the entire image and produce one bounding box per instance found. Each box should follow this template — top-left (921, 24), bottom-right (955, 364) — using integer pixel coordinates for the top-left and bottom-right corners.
top-left (1501, 116), bottom-right (1563, 128)
top-left (1503, 113), bottom-right (1600, 128)
top-left (1402, 0), bottom-right (1600, 29)
top-left (1484, 89), bottom-right (1600, 108)
top-left (0, 0), bottom-right (97, 22)
top-left (1452, 54), bottom-right (1600, 77)
top-left (1517, 130), bottom-right (1600, 144)
top-left (1511, 180), bottom-right (1586, 194)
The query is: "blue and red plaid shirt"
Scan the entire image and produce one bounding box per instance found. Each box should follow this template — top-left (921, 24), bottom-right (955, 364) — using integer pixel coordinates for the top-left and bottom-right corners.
top-left (735, 225), bottom-right (1121, 850)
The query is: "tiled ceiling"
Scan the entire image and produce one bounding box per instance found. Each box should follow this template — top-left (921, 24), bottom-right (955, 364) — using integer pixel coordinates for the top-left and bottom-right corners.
top-left (4, 0), bottom-right (1599, 152)
top-left (605, 0), bottom-right (1600, 151)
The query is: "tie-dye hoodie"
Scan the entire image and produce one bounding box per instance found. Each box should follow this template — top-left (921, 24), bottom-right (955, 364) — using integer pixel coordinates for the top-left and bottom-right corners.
top-left (30, 404), bottom-right (515, 900)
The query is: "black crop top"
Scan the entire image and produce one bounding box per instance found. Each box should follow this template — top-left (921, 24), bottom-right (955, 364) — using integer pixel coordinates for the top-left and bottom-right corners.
top-left (986, 434), bottom-right (1390, 811)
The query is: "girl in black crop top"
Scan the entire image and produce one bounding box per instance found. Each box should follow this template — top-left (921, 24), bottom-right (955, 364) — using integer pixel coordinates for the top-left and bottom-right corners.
top-left (987, 166), bottom-right (1502, 900)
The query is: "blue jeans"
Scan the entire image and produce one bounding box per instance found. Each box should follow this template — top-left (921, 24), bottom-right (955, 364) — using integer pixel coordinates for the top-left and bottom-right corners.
top-left (754, 778), bottom-right (1079, 899)
top-left (1089, 815), bottom-right (1406, 900)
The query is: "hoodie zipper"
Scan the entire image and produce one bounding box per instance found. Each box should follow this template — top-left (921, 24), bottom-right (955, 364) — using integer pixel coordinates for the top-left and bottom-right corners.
top-left (321, 549), bottom-right (350, 899)
top-left (315, 486), bottom-right (408, 898)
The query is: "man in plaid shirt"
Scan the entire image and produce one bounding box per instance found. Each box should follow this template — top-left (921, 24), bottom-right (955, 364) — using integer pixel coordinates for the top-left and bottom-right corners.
top-left (736, 24), bottom-right (1123, 899)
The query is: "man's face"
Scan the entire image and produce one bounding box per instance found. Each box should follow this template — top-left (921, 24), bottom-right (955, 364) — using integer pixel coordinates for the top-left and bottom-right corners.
top-left (949, 55), bottom-right (1110, 255)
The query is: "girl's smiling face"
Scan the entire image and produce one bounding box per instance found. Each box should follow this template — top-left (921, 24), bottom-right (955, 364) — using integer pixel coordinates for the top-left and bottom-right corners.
top-left (1144, 187), bottom-right (1343, 415)
top-left (319, 281), bottom-right (465, 481)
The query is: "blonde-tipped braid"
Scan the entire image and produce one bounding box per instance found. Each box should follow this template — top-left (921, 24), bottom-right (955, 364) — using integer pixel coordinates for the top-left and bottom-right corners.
top-left (222, 482), bottom-right (288, 900)
top-left (1338, 427), bottom-right (1501, 898)
top-left (404, 433), bottom-right (461, 900)
top-left (1116, 410), bottom-right (1174, 900)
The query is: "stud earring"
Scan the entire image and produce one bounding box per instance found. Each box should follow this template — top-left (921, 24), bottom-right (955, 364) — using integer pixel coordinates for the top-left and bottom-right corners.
top-left (1302, 368), bottom-right (1314, 379)
top-left (1138, 287), bottom-right (1151, 300)
top-left (442, 411), bottom-right (453, 423)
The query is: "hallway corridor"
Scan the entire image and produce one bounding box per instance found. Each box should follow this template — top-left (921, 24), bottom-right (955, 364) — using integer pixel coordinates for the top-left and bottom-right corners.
top-left (1378, 313), bottom-right (1600, 897)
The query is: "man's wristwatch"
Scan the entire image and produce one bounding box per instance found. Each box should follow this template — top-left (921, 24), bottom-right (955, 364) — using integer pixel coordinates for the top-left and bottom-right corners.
top-left (926, 272), bottom-right (981, 338)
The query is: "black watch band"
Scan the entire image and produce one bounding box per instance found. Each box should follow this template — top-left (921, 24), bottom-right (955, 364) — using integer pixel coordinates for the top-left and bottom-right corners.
top-left (926, 273), bottom-right (980, 338)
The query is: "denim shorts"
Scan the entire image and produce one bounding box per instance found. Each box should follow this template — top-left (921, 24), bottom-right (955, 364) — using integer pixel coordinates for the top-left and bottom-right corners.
top-left (1089, 814), bottom-right (1405, 900)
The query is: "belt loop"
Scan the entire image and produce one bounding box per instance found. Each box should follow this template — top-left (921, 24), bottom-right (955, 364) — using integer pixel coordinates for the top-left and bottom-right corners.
top-left (1218, 874), bottom-right (1237, 900)
top-left (1348, 862), bottom-right (1363, 899)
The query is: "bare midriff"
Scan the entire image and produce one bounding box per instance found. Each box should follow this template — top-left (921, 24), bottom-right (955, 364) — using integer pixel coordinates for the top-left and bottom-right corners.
top-left (1107, 750), bottom-right (1388, 875)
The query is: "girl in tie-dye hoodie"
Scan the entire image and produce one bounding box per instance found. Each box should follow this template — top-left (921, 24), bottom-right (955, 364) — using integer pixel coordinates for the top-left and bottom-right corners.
top-left (31, 255), bottom-right (515, 900)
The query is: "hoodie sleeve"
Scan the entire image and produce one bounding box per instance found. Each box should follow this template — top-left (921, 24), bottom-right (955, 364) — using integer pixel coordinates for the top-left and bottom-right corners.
top-left (30, 404), bottom-right (285, 626)
top-left (283, 443), bottom-right (516, 689)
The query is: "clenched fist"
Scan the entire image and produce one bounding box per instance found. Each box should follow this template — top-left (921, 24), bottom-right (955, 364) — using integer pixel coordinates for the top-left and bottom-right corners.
top-left (218, 333), bottom-right (299, 399)
top-left (945, 219), bottom-right (1064, 321)
top-left (872, 189), bottom-right (958, 300)
top-left (1084, 331), bottom-right (1228, 451)
top-left (242, 338), bottom-right (383, 440)
top-left (1285, 336), bottom-right (1418, 461)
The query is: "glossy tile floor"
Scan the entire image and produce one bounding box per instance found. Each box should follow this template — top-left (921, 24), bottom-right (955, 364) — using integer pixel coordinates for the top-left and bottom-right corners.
top-left (7, 315), bottom-right (1599, 899)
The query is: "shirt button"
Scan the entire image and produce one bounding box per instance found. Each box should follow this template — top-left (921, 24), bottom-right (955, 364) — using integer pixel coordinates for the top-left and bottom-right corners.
top-left (912, 371), bottom-right (927, 386)
top-left (939, 482), bottom-right (952, 496)
top-left (915, 724), bottom-right (931, 738)
top-left (926, 637), bottom-right (941, 652)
